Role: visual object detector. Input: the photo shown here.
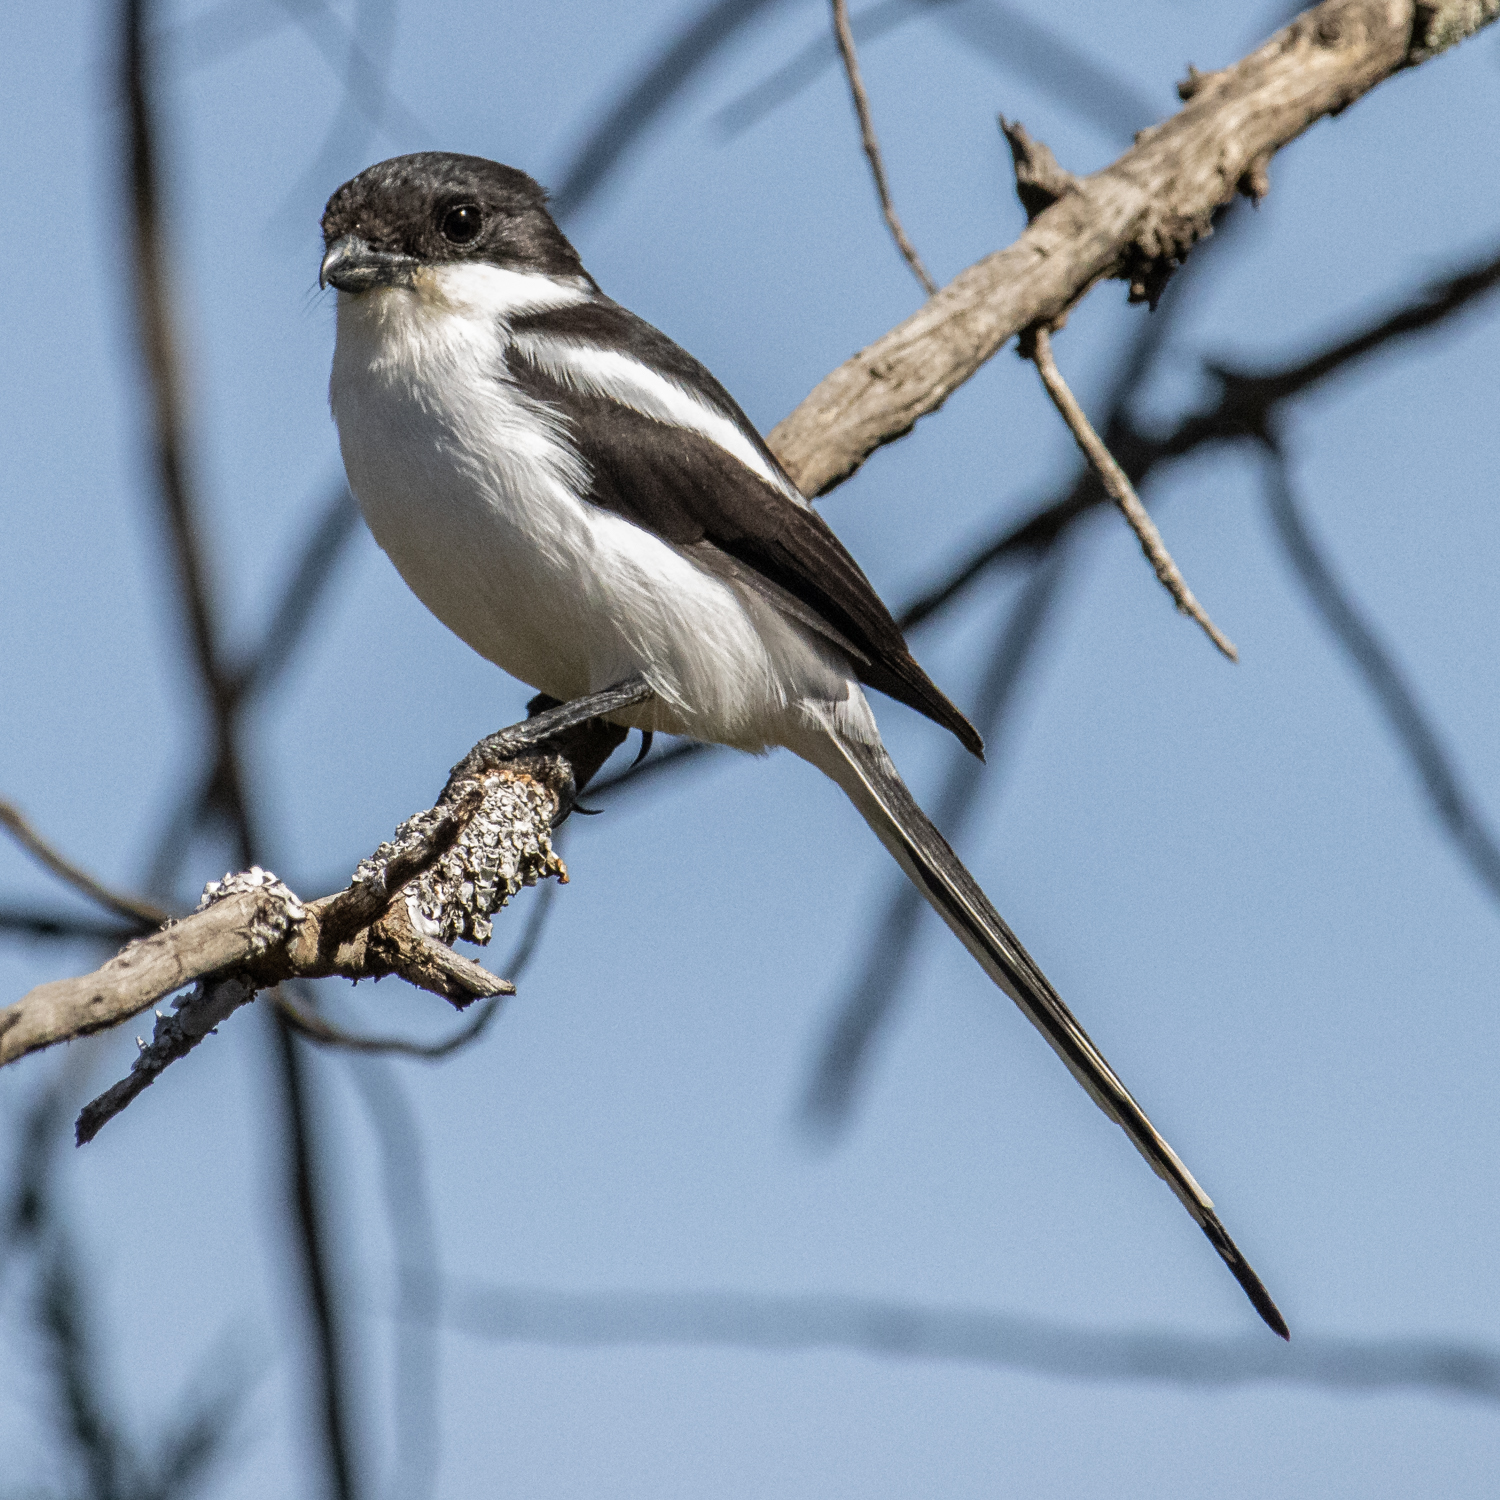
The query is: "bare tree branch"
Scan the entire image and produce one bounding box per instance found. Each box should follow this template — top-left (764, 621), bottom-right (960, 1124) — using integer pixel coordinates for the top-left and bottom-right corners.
top-left (12, 9), bottom-right (1493, 1485)
top-left (275, 989), bottom-right (507, 1060)
top-left (0, 906), bottom-right (143, 943)
top-left (232, 482), bottom-right (362, 703)
top-left (715, 0), bottom-right (1156, 145)
top-left (600, 233), bottom-right (1215, 812)
top-left (830, 0), bottom-right (938, 295)
top-left (75, 972), bottom-right (265, 1148)
top-left (438, 1280), bottom-right (1500, 1404)
top-left (767, 0), bottom-right (1500, 499)
top-left (1025, 324), bottom-right (1238, 660)
top-left (798, 247), bottom-right (1222, 1124)
top-left (288, 874), bottom-right (563, 1500)
top-left (0, 800), bottom-right (170, 930)
top-left (1261, 442), bottom-right (1500, 900)
top-left (273, 869), bottom-right (562, 1061)
top-left (552, 0), bottom-right (794, 218)
top-left (583, 228), bottom-right (1500, 994)
top-left (2, 683), bottom-right (642, 1088)
top-left (900, 235), bottom-right (1500, 637)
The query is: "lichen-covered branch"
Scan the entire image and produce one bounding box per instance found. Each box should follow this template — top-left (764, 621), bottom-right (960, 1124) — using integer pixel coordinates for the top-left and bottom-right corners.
top-left (0, 684), bottom-right (646, 1140)
top-left (767, 0), bottom-right (1499, 497)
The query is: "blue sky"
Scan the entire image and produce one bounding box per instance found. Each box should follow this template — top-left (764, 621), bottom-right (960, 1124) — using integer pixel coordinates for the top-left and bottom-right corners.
top-left (3, 1), bottom-right (1499, 1495)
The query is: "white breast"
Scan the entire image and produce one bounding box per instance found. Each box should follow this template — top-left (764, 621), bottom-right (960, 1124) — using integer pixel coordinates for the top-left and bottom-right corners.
top-left (327, 262), bottom-right (861, 750)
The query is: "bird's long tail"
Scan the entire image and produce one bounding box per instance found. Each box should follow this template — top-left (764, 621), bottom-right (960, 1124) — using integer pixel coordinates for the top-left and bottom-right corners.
top-left (801, 723), bottom-right (1288, 1339)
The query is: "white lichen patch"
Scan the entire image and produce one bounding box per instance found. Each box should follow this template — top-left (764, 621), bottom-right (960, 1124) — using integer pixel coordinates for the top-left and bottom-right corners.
top-left (357, 771), bottom-right (567, 947)
top-left (196, 866), bottom-right (307, 952)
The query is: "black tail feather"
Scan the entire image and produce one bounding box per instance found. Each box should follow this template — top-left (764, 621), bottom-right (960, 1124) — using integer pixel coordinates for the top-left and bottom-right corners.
top-left (819, 729), bottom-right (1287, 1339)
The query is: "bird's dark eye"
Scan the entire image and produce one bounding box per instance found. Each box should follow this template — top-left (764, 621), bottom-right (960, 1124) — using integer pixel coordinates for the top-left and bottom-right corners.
top-left (441, 204), bottom-right (483, 245)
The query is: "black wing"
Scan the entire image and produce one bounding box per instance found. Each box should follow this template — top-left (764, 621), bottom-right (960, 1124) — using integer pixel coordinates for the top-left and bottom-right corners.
top-left (508, 299), bottom-right (983, 758)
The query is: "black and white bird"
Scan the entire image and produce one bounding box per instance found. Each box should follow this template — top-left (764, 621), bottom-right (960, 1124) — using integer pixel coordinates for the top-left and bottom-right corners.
top-left (319, 152), bottom-right (1286, 1338)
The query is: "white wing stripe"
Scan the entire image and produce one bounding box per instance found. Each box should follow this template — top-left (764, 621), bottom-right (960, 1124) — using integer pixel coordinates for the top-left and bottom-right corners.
top-left (509, 333), bottom-right (808, 506)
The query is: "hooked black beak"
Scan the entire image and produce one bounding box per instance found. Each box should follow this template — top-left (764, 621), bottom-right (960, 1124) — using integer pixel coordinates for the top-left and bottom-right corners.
top-left (319, 235), bottom-right (420, 293)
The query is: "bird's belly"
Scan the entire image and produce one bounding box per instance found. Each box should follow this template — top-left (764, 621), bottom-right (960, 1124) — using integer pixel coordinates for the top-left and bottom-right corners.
top-left (332, 360), bottom-right (826, 749)
top-left (343, 418), bottom-right (593, 698)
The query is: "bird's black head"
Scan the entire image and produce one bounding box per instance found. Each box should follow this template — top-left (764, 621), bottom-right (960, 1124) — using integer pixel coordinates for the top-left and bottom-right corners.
top-left (320, 153), bottom-right (590, 293)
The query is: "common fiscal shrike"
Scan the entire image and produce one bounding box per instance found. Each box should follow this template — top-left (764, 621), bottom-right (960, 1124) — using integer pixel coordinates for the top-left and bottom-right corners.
top-left (320, 152), bottom-right (1286, 1338)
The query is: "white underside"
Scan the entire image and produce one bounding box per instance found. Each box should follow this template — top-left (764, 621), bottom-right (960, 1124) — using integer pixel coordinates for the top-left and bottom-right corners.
top-left (328, 262), bottom-right (877, 753)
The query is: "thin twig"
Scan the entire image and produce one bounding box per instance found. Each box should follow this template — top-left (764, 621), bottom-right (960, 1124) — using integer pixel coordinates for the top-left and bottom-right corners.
top-left (1024, 324), bottom-right (1237, 661)
top-left (714, 0), bottom-right (920, 138)
top-left (76, 973), bottom-right (261, 1146)
top-left (1, 679), bottom-right (644, 1077)
top-left (0, 907), bottom-right (142, 943)
top-left (897, 238), bottom-right (1500, 636)
top-left (582, 232), bottom-right (1500, 966)
top-left (274, 991), bottom-right (507, 1060)
top-left (270, 871), bottom-right (564, 1060)
top-left (716, 0), bottom-right (1155, 145)
top-left (829, 0), bottom-right (937, 296)
top-left (0, 801), bottom-right (170, 929)
top-left (270, 1000), bottom-right (356, 1500)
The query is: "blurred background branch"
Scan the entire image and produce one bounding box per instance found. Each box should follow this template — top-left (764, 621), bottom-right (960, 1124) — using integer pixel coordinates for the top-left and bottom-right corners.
top-left (2, 1067), bottom-right (245, 1500)
top-left (438, 1280), bottom-right (1500, 1404)
top-left (121, 0), bottom-right (356, 1491)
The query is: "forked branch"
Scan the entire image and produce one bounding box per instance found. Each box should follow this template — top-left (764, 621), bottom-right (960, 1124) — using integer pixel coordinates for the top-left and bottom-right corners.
top-left (770, 0), bottom-right (1500, 497)
top-left (0, 682), bottom-right (650, 1142)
